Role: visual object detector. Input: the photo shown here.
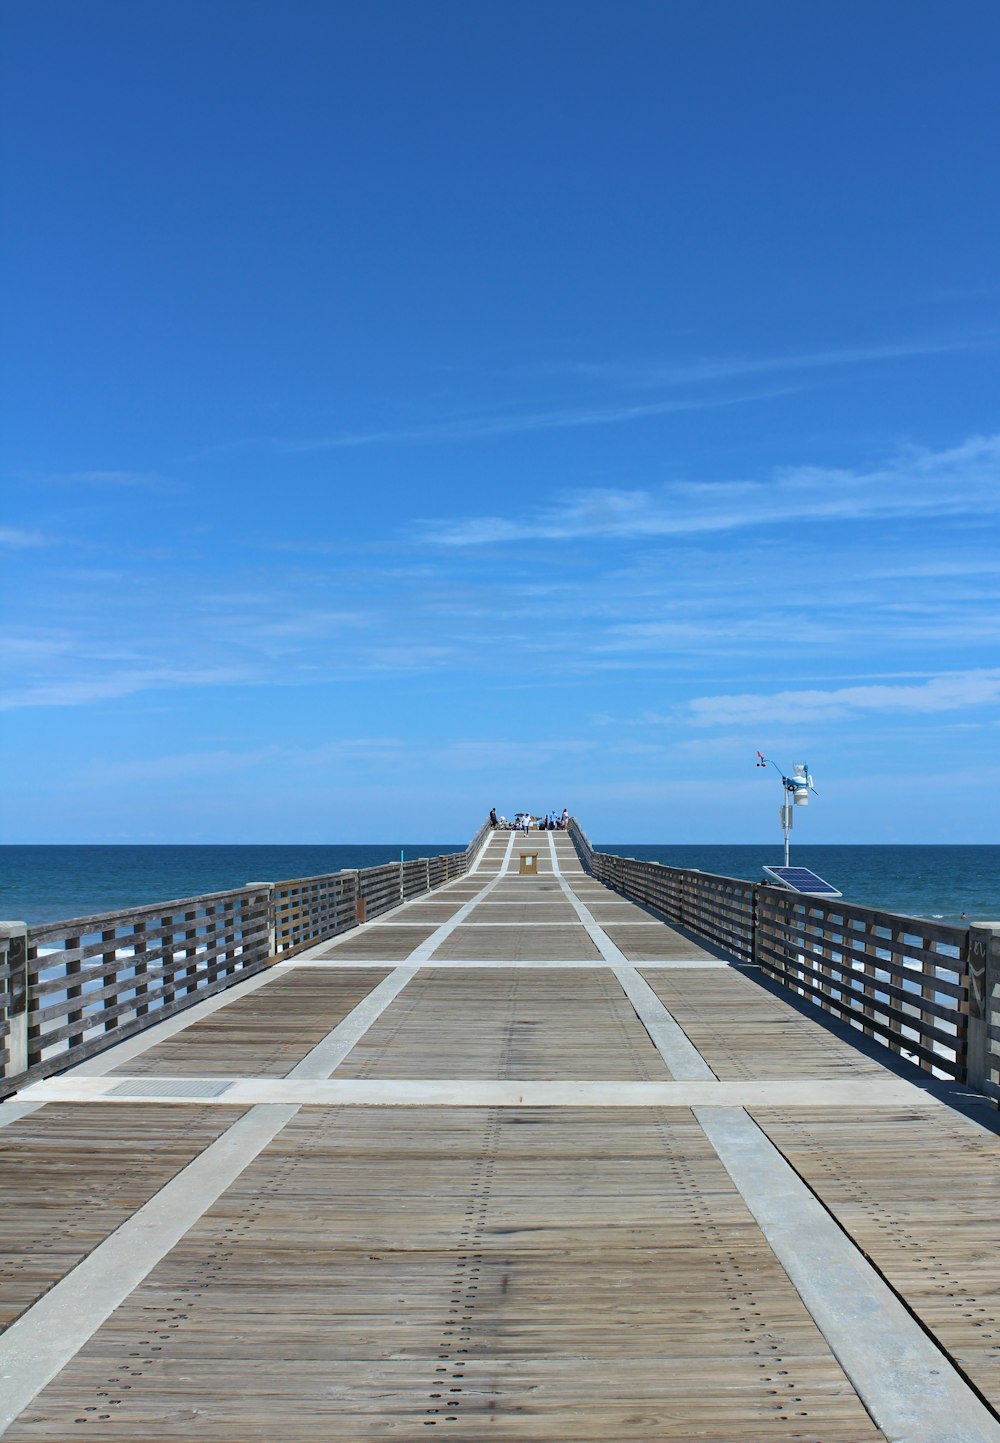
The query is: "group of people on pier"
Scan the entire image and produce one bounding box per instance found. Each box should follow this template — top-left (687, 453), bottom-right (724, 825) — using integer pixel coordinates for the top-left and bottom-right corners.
top-left (489, 807), bottom-right (569, 832)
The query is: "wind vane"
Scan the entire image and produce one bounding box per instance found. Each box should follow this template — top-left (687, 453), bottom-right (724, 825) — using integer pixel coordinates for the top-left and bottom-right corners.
top-left (754, 753), bottom-right (840, 896)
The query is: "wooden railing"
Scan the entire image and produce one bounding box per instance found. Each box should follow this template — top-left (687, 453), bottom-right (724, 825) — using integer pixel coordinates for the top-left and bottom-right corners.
top-left (271, 872), bottom-right (358, 956)
top-left (7, 888), bottom-right (272, 1093)
top-left (568, 818), bottom-right (1000, 1099)
top-left (271, 840), bottom-right (477, 955)
top-left (465, 815), bottom-right (493, 866)
top-left (0, 825), bottom-right (489, 1097)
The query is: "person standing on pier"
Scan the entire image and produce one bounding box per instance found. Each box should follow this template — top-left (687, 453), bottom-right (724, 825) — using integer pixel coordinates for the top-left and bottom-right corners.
top-left (490, 807), bottom-right (498, 828)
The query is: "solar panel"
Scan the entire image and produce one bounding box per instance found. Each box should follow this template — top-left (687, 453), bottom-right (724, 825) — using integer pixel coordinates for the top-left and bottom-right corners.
top-left (762, 865), bottom-right (842, 898)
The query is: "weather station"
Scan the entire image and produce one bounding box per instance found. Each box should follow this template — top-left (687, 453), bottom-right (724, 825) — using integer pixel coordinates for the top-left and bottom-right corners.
top-left (755, 752), bottom-right (842, 898)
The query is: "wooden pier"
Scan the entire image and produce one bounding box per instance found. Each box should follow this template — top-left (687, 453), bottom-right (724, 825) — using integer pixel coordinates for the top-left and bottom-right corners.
top-left (1, 828), bottom-right (1000, 1440)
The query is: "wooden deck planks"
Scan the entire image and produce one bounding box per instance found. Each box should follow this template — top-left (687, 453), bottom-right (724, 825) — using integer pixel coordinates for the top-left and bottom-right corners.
top-left (586, 901), bottom-right (666, 924)
top-left (752, 1105), bottom-right (1000, 1411)
top-left (642, 969), bottom-right (890, 1080)
top-left (108, 969), bottom-right (391, 1078)
top-left (463, 903), bottom-right (580, 924)
top-left (605, 925), bottom-right (719, 961)
top-left (314, 926), bottom-right (438, 960)
top-left (335, 969), bottom-right (672, 1081)
top-left (388, 902), bottom-right (468, 922)
top-left (5, 1108), bottom-right (886, 1441)
top-left (0, 1106), bottom-right (245, 1333)
top-left (433, 925), bottom-right (601, 961)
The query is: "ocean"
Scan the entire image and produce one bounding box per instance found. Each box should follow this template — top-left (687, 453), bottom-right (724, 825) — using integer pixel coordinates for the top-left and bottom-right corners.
top-left (599, 843), bottom-right (1000, 924)
top-left (0, 842), bottom-right (997, 928)
top-left (0, 844), bottom-right (463, 926)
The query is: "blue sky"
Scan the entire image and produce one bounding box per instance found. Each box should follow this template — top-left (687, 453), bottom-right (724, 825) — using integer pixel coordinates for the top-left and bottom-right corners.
top-left (2, 1), bottom-right (999, 844)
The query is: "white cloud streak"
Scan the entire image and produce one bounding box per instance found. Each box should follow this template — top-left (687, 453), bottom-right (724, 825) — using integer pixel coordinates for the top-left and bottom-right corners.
top-left (550, 334), bottom-right (996, 389)
top-left (195, 333), bottom-right (993, 459)
top-left (687, 671), bottom-right (1000, 728)
top-left (423, 435), bottom-right (1000, 545)
top-left (0, 526), bottom-right (48, 548)
top-left (190, 387), bottom-right (799, 459)
top-left (283, 385), bottom-right (801, 452)
top-left (24, 469), bottom-right (175, 490)
top-left (0, 666), bottom-right (257, 712)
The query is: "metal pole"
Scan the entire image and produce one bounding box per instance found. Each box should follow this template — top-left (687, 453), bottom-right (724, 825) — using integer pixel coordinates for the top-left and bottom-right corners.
top-left (784, 800), bottom-right (790, 868)
top-left (782, 789), bottom-right (791, 868)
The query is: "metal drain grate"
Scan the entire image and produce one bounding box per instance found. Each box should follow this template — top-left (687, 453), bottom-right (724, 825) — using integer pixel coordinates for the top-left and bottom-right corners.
top-left (109, 1079), bottom-right (234, 1100)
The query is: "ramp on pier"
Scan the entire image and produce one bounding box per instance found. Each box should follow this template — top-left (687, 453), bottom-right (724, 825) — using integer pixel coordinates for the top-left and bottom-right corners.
top-left (2, 831), bottom-right (999, 1441)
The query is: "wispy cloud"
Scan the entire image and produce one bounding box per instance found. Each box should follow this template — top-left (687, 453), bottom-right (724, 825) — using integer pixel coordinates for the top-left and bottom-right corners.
top-left (23, 469), bottom-right (176, 491)
top-left (81, 736), bottom-right (412, 785)
top-left (0, 634), bottom-right (75, 661)
top-left (368, 643), bottom-right (457, 671)
top-left (255, 610), bottom-right (369, 639)
top-left (544, 334), bottom-right (996, 389)
top-left (193, 333), bottom-right (995, 461)
top-left (84, 745), bottom-right (285, 784)
top-left (189, 386), bottom-right (801, 460)
top-left (81, 733), bottom-right (599, 787)
top-left (0, 526), bottom-right (48, 547)
top-left (422, 435), bottom-right (1000, 545)
top-left (281, 385), bottom-right (801, 452)
top-left (687, 670), bottom-right (1000, 728)
top-left (0, 665), bottom-right (257, 712)
top-left (427, 736), bottom-right (596, 771)
top-left (199, 606), bottom-right (371, 645)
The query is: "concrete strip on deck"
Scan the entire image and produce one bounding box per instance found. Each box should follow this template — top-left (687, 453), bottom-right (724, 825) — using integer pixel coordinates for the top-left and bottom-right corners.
top-left (282, 956), bottom-right (733, 968)
top-left (21, 1075), bottom-right (941, 1109)
top-left (547, 832), bottom-right (717, 1081)
top-left (697, 1105), bottom-right (999, 1443)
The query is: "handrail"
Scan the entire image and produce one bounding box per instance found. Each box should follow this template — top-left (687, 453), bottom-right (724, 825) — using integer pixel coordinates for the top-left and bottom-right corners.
top-left (568, 821), bottom-right (1000, 1101)
top-left (463, 817), bottom-right (493, 869)
top-left (0, 822), bottom-right (490, 1098)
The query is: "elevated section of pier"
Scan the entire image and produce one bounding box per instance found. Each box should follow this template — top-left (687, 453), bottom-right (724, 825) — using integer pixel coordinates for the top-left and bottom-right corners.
top-left (1, 827), bottom-right (999, 1440)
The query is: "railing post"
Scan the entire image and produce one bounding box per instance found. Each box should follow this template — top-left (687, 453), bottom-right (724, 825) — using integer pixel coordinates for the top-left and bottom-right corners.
top-left (215, 900), bottom-right (232, 981)
top-left (101, 927), bottom-right (118, 1032)
top-left (66, 933), bottom-right (84, 1048)
top-left (183, 907), bottom-right (199, 995)
top-left (246, 883), bottom-right (276, 957)
top-left (966, 924), bottom-right (1000, 1093)
top-left (134, 918), bottom-right (149, 1016)
top-left (341, 869), bottom-right (363, 925)
top-left (1, 922), bottom-right (28, 1079)
top-left (859, 920), bottom-right (879, 1038)
top-left (161, 914), bottom-right (176, 1009)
